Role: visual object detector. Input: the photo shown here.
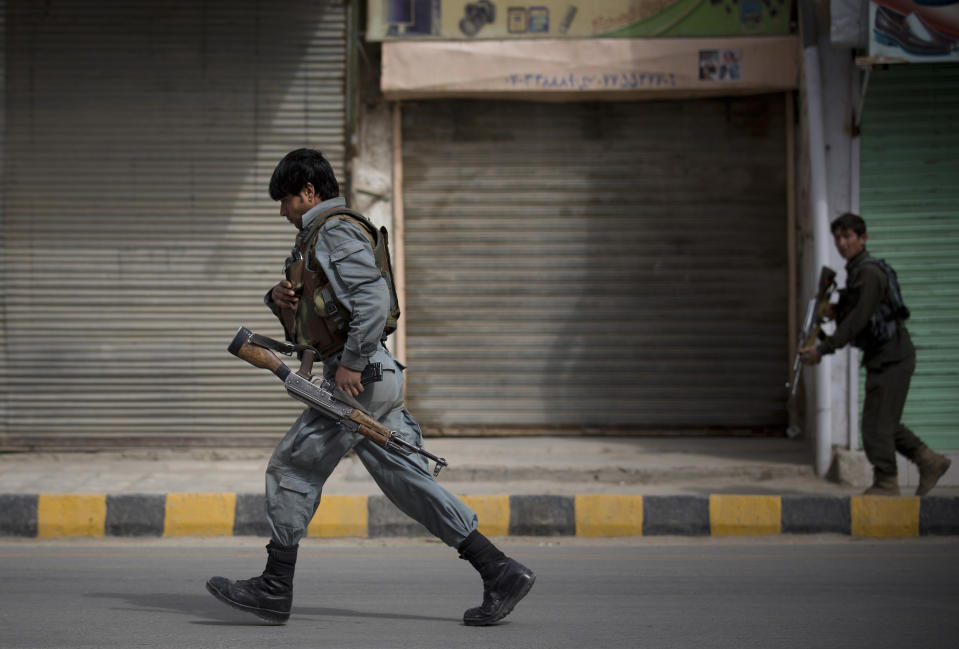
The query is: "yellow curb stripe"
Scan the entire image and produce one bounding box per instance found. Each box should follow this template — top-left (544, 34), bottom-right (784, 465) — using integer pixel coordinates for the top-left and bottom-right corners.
top-left (710, 495), bottom-right (781, 536)
top-left (163, 493), bottom-right (236, 537)
top-left (851, 496), bottom-right (919, 538)
top-left (460, 495), bottom-right (510, 537)
top-left (37, 494), bottom-right (106, 538)
top-left (575, 495), bottom-right (643, 537)
top-left (308, 495), bottom-right (369, 538)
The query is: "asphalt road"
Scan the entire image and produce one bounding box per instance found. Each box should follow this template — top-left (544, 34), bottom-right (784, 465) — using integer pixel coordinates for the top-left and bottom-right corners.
top-left (1, 536), bottom-right (957, 649)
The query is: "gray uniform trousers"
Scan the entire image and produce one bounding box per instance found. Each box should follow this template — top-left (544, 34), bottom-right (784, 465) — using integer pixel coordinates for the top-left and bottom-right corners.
top-left (264, 345), bottom-right (478, 548)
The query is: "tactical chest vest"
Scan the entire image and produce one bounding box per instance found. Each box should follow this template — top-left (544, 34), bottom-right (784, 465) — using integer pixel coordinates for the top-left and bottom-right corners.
top-left (277, 207), bottom-right (401, 359)
top-left (838, 256), bottom-right (910, 350)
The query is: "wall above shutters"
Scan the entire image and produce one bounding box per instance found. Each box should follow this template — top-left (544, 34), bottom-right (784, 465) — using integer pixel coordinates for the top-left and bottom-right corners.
top-left (1, 0), bottom-right (346, 448)
top-left (401, 97), bottom-right (789, 432)
top-left (859, 64), bottom-right (959, 451)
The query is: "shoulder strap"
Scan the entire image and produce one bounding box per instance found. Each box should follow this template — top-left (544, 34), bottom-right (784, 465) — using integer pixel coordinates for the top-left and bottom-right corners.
top-left (847, 254), bottom-right (880, 284)
top-left (321, 208), bottom-right (377, 247)
top-left (857, 257), bottom-right (910, 321)
top-left (300, 207), bottom-right (377, 268)
top-left (856, 257), bottom-right (890, 285)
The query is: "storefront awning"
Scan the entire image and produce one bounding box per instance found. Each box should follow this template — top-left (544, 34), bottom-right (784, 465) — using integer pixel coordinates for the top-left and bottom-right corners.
top-left (381, 36), bottom-right (800, 101)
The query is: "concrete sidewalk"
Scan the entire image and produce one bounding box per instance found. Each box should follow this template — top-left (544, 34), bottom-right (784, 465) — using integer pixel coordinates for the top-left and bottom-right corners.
top-left (1, 437), bottom-right (957, 538)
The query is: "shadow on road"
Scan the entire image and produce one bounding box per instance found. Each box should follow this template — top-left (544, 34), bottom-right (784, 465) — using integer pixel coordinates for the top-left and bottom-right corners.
top-left (85, 591), bottom-right (456, 625)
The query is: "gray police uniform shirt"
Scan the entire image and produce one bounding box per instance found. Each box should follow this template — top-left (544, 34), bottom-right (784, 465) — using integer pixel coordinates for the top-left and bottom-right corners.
top-left (267, 197), bottom-right (389, 372)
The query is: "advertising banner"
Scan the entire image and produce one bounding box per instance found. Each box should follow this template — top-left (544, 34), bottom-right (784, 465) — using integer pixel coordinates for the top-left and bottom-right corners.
top-left (368, 0), bottom-right (792, 41)
top-left (868, 1), bottom-right (959, 61)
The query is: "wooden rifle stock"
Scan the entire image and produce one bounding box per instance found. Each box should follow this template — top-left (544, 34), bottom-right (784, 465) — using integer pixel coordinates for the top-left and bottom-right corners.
top-left (229, 327), bottom-right (290, 380)
top-left (347, 410), bottom-right (391, 446)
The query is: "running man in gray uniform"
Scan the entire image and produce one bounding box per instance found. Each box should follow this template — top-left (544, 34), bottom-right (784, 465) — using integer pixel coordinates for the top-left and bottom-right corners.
top-left (206, 149), bottom-right (534, 626)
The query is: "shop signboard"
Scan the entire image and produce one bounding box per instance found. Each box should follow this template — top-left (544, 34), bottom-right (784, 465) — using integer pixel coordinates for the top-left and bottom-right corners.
top-left (381, 36), bottom-right (799, 99)
top-left (368, 0), bottom-right (793, 41)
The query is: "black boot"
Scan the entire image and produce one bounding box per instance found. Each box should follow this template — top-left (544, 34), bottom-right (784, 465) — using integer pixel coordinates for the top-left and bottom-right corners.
top-left (458, 530), bottom-right (535, 626)
top-left (206, 541), bottom-right (298, 624)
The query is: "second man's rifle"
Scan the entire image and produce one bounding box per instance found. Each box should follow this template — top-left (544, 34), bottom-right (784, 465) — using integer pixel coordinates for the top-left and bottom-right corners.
top-left (787, 266), bottom-right (837, 397)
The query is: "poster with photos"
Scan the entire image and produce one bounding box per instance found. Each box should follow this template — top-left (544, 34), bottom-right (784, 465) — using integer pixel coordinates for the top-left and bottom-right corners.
top-left (698, 49), bottom-right (743, 82)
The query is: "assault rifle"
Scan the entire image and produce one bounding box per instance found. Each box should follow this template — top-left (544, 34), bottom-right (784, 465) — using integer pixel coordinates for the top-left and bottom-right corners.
top-left (787, 266), bottom-right (837, 397)
top-left (228, 326), bottom-right (448, 477)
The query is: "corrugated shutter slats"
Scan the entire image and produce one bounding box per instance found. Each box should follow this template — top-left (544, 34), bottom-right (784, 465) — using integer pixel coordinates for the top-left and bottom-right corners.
top-left (402, 98), bottom-right (788, 431)
top-left (860, 64), bottom-right (959, 451)
top-left (1, 0), bottom-right (347, 446)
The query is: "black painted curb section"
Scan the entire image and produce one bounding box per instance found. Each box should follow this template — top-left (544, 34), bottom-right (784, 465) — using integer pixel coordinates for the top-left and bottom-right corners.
top-left (643, 495), bottom-right (710, 536)
top-left (0, 494), bottom-right (38, 537)
top-left (105, 494), bottom-right (165, 537)
top-left (782, 496), bottom-right (851, 535)
top-left (920, 496), bottom-right (959, 535)
top-left (233, 493), bottom-right (271, 537)
top-left (509, 495), bottom-right (575, 536)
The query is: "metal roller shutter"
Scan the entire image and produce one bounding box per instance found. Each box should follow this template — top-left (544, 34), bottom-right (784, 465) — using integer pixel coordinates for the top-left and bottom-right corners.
top-left (0, 0), bottom-right (7, 439)
top-left (402, 97), bottom-right (788, 431)
top-left (0, 0), bottom-right (347, 448)
top-left (859, 64), bottom-right (959, 451)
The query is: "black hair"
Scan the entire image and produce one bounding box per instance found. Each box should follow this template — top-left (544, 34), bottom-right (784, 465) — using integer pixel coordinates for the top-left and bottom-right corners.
top-left (268, 148), bottom-right (339, 201)
top-left (831, 212), bottom-right (867, 237)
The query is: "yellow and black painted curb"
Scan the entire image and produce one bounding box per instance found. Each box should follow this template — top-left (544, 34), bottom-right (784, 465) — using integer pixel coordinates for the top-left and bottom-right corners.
top-left (1, 493), bottom-right (957, 539)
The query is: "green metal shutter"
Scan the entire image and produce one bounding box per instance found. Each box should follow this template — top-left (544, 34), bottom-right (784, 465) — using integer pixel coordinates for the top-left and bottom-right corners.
top-left (859, 63), bottom-right (959, 450)
top-left (0, 0), bottom-right (346, 448)
top-left (402, 97), bottom-right (789, 431)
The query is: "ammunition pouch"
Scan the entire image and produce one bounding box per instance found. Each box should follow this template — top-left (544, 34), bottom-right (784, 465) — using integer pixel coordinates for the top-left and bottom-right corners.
top-left (843, 256), bottom-right (911, 350)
